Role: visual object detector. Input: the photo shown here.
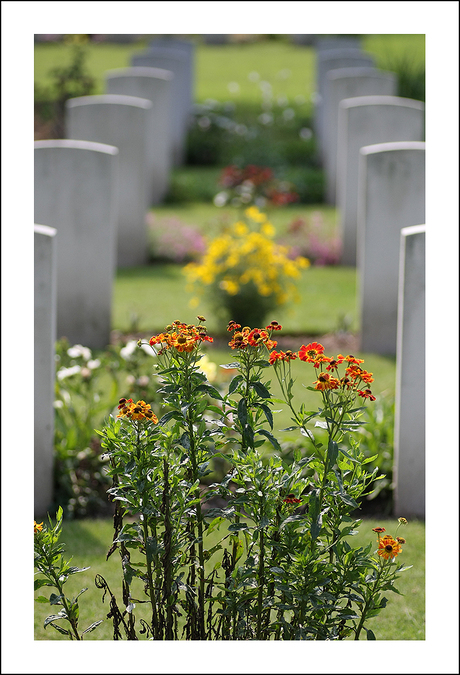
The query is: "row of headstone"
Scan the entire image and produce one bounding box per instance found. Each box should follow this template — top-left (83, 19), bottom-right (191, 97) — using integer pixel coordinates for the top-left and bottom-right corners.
top-left (355, 139), bottom-right (425, 519)
top-left (34, 38), bottom-right (196, 513)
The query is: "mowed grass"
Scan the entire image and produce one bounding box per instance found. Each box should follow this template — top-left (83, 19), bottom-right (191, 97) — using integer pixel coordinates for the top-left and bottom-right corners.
top-left (34, 34), bottom-right (425, 111)
top-left (112, 262), bottom-right (358, 336)
top-left (34, 516), bottom-right (424, 641)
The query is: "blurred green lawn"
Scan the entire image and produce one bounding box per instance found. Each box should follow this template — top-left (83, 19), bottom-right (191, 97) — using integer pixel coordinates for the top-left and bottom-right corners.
top-left (34, 516), bottom-right (424, 640)
top-left (34, 34), bottom-right (425, 113)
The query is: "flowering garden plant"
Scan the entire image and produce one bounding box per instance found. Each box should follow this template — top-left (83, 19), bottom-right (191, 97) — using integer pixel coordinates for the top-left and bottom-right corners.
top-left (184, 206), bottom-right (309, 328)
top-left (214, 164), bottom-right (299, 210)
top-left (36, 317), bottom-right (411, 640)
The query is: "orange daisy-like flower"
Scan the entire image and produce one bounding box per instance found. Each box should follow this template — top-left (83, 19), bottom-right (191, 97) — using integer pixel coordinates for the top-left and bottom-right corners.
top-left (228, 326), bottom-right (277, 351)
top-left (313, 372), bottom-right (340, 391)
top-left (149, 322), bottom-right (213, 353)
top-left (298, 342), bottom-right (325, 363)
top-left (396, 537), bottom-right (406, 545)
top-left (325, 356), bottom-right (345, 372)
top-left (372, 527), bottom-right (386, 534)
top-left (269, 349), bottom-right (297, 365)
top-left (283, 494), bottom-right (302, 505)
top-left (377, 535), bottom-right (402, 560)
top-left (358, 389), bottom-right (376, 401)
top-left (338, 354), bottom-right (365, 366)
top-left (117, 398), bottom-right (158, 423)
top-left (34, 521), bottom-right (44, 534)
top-left (265, 320), bottom-right (282, 331)
top-left (345, 366), bottom-right (374, 385)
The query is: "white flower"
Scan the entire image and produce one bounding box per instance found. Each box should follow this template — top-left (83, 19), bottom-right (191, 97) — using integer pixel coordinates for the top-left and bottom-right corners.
top-left (53, 400), bottom-right (64, 409)
top-left (67, 344), bottom-right (92, 361)
top-left (120, 341), bottom-right (137, 360)
top-left (213, 191), bottom-right (228, 207)
top-left (87, 359), bottom-right (101, 369)
top-left (57, 365), bottom-right (81, 380)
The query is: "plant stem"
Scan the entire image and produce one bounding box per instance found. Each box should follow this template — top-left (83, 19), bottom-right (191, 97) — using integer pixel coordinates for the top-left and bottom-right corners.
top-left (142, 518), bottom-right (159, 639)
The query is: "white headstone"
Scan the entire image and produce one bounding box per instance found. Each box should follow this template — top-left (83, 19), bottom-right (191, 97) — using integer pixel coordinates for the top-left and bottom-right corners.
top-left (357, 141), bottom-right (425, 355)
top-left (34, 223), bottom-right (57, 516)
top-left (394, 224), bottom-right (426, 519)
top-left (132, 50), bottom-right (191, 165)
top-left (34, 140), bottom-right (119, 348)
top-left (337, 96), bottom-right (425, 266)
top-left (315, 36), bottom-right (362, 53)
top-left (105, 67), bottom-right (173, 204)
top-left (66, 94), bottom-right (152, 266)
top-left (315, 49), bottom-right (375, 162)
top-left (323, 67), bottom-right (397, 204)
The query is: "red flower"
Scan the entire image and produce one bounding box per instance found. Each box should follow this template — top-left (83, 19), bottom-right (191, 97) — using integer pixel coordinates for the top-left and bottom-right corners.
top-left (298, 342), bottom-right (325, 363)
top-left (283, 494), bottom-right (301, 505)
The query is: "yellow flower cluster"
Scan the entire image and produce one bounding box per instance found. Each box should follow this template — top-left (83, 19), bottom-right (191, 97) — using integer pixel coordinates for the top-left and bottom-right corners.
top-left (184, 207), bottom-right (309, 307)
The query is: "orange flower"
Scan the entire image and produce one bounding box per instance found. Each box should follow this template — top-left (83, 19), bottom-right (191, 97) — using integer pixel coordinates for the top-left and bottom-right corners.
top-left (269, 350), bottom-right (297, 364)
top-left (338, 354), bottom-right (365, 366)
top-left (149, 322), bottom-right (213, 353)
top-left (372, 527), bottom-right (386, 533)
top-left (377, 535), bottom-right (402, 560)
top-left (117, 399), bottom-right (158, 423)
top-left (34, 521), bottom-right (44, 534)
top-left (396, 537), bottom-right (406, 544)
top-left (313, 372), bottom-right (340, 391)
top-left (358, 389), bottom-right (376, 401)
top-left (326, 356), bottom-right (345, 371)
top-left (265, 320), bottom-right (282, 331)
top-left (228, 326), bottom-right (277, 351)
top-left (298, 342), bottom-right (324, 363)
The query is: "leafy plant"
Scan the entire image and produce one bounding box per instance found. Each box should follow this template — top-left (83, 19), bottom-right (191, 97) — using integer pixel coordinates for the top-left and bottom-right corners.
top-left (183, 206), bottom-right (309, 328)
top-left (91, 318), bottom-right (411, 640)
top-left (52, 337), bottom-right (160, 518)
top-left (34, 35), bottom-right (95, 138)
top-left (34, 509), bottom-right (102, 639)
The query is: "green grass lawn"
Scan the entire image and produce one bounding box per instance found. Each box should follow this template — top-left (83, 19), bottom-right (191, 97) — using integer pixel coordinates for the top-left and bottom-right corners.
top-left (34, 516), bottom-right (424, 641)
top-left (34, 34), bottom-right (425, 110)
top-left (112, 262), bottom-right (359, 337)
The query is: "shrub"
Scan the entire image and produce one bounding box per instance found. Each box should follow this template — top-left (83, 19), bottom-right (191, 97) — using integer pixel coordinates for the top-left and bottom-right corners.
top-left (183, 206), bottom-right (309, 328)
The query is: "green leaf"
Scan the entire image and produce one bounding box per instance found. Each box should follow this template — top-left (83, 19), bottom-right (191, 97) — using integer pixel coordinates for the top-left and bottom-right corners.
top-left (228, 523), bottom-right (249, 532)
top-left (220, 362), bottom-right (241, 369)
top-left (48, 623), bottom-right (71, 636)
top-left (314, 420), bottom-right (328, 429)
top-left (237, 398), bottom-right (248, 426)
top-left (251, 381), bottom-right (270, 398)
top-left (81, 620), bottom-right (103, 635)
top-left (35, 596), bottom-right (49, 603)
top-left (366, 628), bottom-right (376, 640)
top-left (228, 374), bottom-right (244, 394)
top-left (259, 403), bottom-right (273, 430)
top-left (327, 440), bottom-right (338, 467)
top-left (44, 612), bottom-right (67, 627)
top-left (34, 578), bottom-right (52, 591)
top-left (49, 593), bottom-right (64, 605)
top-left (256, 428), bottom-right (281, 451)
top-left (195, 383), bottom-right (223, 400)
